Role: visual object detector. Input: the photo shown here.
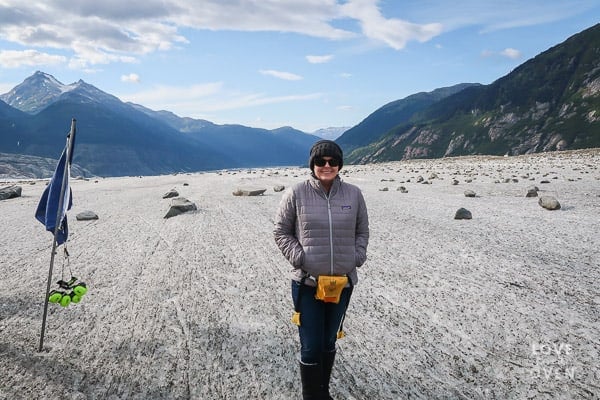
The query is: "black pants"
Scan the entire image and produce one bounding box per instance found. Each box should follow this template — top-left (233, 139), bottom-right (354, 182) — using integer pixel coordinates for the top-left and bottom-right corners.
top-left (291, 280), bottom-right (351, 364)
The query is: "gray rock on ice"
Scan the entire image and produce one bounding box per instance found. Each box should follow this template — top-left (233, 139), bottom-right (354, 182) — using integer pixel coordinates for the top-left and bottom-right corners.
top-left (0, 185), bottom-right (22, 200)
top-left (232, 188), bottom-right (267, 196)
top-left (164, 197), bottom-right (197, 218)
top-left (538, 196), bottom-right (561, 210)
top-left (454, 207), bottom-right (472, 220)
top-left (76, 211), bottom-right (99, 221)
top-left (526, 186), bottom-right (539, 197)
top-left (162, 188), bottom-right (179, 199)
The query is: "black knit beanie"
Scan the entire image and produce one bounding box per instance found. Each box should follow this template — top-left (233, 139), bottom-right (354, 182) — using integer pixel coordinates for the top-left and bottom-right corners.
top-left (309, 140), bottom-right (343, 171)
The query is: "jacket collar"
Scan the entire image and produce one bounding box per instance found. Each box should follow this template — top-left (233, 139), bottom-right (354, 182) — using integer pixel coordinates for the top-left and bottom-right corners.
top-left (309, 174), bottom-right (341, 197)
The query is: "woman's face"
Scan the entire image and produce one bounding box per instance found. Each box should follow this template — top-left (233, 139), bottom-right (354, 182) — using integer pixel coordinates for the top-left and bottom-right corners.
top-left (313, 156), bottom-right (340, 185)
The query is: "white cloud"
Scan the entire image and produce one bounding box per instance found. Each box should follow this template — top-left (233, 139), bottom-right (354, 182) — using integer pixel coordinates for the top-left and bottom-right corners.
top-left (2, 0), bottom-right (580, 70)
top-left (0, 0), bottom-right (451, 70)
top-left (0, 82), bottom-right (16, 94)
top-left (396, 1), bottom-right (599, 33)
top-left (119, 81), bottom-right (322, 118)
top-left (121, 73), bottom-right (141, 83)
top-left (120, 82), bottom-right (223, 106)
top-left (306, 54), bottom-right (334, 64)
top-left (170, 1), bottom-right (354, 40)
top-left (0, 49), bottom-right (66, 68)
top-left (339, 73), bottom-right (352, 78)
top-left (340, 0), bottom-right (443, 50)
top-left (500, 48), bottom-right (522, 59)
top-left (0, 1), bottom-right (185, 69)
top-left (198, 92), bottom-right (322, 112)
top-left (259, 70), bottom-right (303, 81)
top-left (481, 48), bottom-right (522, 59)
top-left (67, 42), bottom-right (138, 69)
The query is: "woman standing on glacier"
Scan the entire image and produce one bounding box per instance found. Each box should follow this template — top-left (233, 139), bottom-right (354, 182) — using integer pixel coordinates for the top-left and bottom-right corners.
top-left (274, 140), bottom-right (369, 399)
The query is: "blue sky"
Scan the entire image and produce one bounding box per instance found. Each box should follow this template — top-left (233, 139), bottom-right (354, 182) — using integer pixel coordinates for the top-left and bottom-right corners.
top-left (0, 1), bottom-right (598, 133)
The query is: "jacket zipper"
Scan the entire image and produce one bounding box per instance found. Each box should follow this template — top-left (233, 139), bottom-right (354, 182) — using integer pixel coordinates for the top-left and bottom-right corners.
top-left (325, 192), bottom-right (334, 275)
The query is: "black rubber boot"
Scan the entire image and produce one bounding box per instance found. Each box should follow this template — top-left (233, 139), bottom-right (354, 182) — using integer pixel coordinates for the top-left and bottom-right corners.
top-left (320, 350), bottom-right (336, 400)
top-left (300, 361), bottom-right (322, 400)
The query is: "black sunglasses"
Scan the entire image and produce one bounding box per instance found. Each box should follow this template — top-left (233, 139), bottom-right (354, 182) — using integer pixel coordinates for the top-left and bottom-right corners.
top-left (314, 157), bottom-right (340, 167)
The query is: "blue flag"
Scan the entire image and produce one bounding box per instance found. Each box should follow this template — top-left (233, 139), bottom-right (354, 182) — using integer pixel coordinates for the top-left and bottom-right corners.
top-left (35, 147), bottom-right (73, 245)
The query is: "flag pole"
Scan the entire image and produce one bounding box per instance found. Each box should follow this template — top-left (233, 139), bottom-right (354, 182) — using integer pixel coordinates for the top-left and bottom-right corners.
top-left (38, 118), bottom-right (77, 352)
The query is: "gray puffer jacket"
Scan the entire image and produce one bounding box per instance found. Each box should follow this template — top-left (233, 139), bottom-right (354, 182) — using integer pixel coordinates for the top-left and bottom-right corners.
top-left (274, 175), bottom-right (369, 285)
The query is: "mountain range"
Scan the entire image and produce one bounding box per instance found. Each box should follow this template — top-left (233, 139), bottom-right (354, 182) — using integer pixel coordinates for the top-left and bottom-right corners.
top-left (343, 23), bottom-right (599, 163)
top-left (1, 23), bottom-right (598, 178)
top-left (0, 74), bottom-right (320, 177)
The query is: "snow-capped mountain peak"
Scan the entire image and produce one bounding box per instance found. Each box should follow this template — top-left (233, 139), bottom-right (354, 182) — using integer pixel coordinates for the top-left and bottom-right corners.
top-left (0, 71), bottom-right (114, 114)
top-left (0, 71), bottom-right (73, 113)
